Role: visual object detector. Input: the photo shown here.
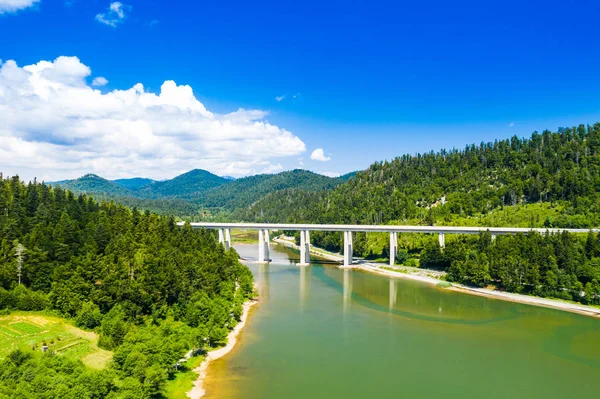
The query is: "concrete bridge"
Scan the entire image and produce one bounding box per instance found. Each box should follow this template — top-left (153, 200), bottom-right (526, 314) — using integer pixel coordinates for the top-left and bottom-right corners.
top-left (179, 222), bottom-right (599, 267)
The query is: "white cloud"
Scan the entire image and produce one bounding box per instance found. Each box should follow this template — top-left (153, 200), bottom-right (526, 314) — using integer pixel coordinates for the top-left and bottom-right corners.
top-left (146, 19), bottom-right (159, 27)
top-left (95, 2), bottom-right (129, 27)
top-left (319, 171), bottom-right (340, 178)
top-left (92, 76), bottom-right (108, 86)
top-left (275, 95), bottom-right (285, 102)
top-left (509, 122), bottom-right (515, 127)
top-left (0, 0), bottom-right (39, 14)
top-left (0, 56), bottom-right (307, 181)
top-left (310, 148), bottom-right (331, 162)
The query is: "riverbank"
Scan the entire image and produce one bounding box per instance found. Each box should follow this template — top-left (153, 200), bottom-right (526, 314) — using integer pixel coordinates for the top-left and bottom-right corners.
top-left (273, 237), bottom-right (600, 318)
top-left (186, 299), bottom-right (258, 399)
top-left (356, 263), bottom-right (600, 318)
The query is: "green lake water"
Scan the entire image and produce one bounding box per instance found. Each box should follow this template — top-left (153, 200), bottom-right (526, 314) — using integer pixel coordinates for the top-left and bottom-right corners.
top-left (203, 243), bottom-right (600, 399)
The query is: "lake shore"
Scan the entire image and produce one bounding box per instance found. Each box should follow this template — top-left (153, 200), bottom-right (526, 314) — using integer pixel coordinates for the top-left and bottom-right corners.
top-left (273, 237), bottom-right (600, 318)
top-left (186, 298), bottom-right (258, 399)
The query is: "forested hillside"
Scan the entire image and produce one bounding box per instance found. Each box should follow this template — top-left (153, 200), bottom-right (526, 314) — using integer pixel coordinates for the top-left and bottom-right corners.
top-left (233, 124), bottom-right (600, 303)
top-left (194, 169), bottom-right (344, 210)
top-left (113, 178), bottom-right (156, 190)
top-left (54, 174), bottom-right (134, 197)
top-left (240, 123), bottom-right (600, 227)
top-left (51, 169), bottom-right (346, 217)
top-left (135, 169), bottom-right (228, 199)
top-left (53, 174), bottom-right (198, 216)
top-left (0, 175), bottom-right (253, 398)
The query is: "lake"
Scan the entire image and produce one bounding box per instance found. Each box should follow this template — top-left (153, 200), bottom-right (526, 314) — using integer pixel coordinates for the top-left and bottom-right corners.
top-left (203, 243), bottom-right (600, 399)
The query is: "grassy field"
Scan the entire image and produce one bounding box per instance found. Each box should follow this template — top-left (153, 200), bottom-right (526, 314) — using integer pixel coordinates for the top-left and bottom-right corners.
top-left (0, 312), bottom-right (112, 369)
top-left (164, 354), bottom-right (205, 399)
top-left (231, 229), bottom-right (260, 243)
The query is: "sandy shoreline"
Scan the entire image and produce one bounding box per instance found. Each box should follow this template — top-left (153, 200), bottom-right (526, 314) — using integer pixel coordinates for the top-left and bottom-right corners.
top-left (274, 237), bottom-right (600, 318)
top-left (186, 299), bottom-right (258, 399)
top-left (355, 263), bottom-right (600, 318)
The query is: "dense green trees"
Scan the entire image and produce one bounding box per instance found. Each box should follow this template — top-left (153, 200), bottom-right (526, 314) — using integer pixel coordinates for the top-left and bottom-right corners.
top-left (414, 231), bottom-right (600, 304)
top-left (52, 169), bottom-right (346, 217)
top-left (193, 169), bottom-right (344, 210)
top-left (0, 175), bottom-right (254, 397)
top-left (239, 124), bottom-right (600, 250)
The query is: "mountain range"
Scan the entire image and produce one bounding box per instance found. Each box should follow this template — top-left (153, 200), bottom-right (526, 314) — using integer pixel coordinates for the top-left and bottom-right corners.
top-left (50, 169), bottom-right (353, 214)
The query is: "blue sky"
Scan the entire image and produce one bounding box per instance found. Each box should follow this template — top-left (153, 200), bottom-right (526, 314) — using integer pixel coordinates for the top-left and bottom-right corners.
top-left (1, 0), bottom-right (600, 181)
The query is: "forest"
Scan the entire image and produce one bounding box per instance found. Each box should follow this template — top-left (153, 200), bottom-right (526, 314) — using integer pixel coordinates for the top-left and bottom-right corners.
top-left (239, 124), bottom-right (600, 243)
top-left (236, 124), bottom-right (600, 304)
top-left (0, 175), bottom-right (254, 398)
top-left (53, 170), bottom-right (347, 216)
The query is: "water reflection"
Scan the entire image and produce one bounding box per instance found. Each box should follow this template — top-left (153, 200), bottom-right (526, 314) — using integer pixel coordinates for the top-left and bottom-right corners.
top-left (318, 267), bottom-right (521, 325)
top-left (299, 265), bottom-right (310, 312)
top-left (343, 268), bottom-right (353, 313)
top-left (389, 278), bottom-right (397, 310)
top-left (258, 263), bottom-right (270, 301)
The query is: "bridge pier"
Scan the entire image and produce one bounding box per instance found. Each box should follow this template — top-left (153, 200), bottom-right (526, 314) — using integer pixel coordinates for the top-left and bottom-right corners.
top-left (299, 230), bottom-right (311, 266)
top-left (343, 230), bottom-right (353, 267)
top-left (389, 232), bottom-right (398, 265)
top-left (218, 228), bottom-right (232, 250)
top-left (438, 232), bottom-right (445, 249)
top-left (258, 229), bottom-right (270, 262)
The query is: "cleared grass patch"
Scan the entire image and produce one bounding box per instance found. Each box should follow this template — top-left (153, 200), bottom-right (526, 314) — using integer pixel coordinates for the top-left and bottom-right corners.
top-left (10, 321), bottom-right (43, 335)
top-left (164, 355), bottom-right (205, 399)
top-left (0, 312), bottom-right (112, 369)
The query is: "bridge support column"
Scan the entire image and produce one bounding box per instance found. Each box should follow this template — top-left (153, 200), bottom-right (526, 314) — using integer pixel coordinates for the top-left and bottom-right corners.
top-left (218, 229), bottom-right (232, 250)
top-left (343, 230), bottom-right (353, 267)
top-left (491, 234), bottom-right (496, 243)
top-left (258, 229), bottom-right (270, 262)
top-left (224, 228), bottom-right (231, 250)
top-left (438, 233), bottom-right (445, 249)
top-left (299, 230), bottom-right (310, 266)
top-left (389, 232), bottom-right (398, 266)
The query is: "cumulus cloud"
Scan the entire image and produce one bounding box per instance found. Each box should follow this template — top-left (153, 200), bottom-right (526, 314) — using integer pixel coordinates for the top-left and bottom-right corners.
top-left (0, 56), bottom-right (306, 181)
top-left (0, 0), bottom-right (40, 14)
top-left (509, 122), bottom-right (515, 127)
top-left (275, 95), bottom-right (285, 102)
top-left (92, 76), bottom-right (108, 86)
top-left (95, 2), bottom-right (129, 27)
top-left (310, 148), bottom-right (331, 162)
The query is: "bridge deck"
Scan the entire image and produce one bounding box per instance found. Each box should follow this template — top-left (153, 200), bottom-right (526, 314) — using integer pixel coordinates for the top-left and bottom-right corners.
top-left (178, 222), bottom-right (598, 235)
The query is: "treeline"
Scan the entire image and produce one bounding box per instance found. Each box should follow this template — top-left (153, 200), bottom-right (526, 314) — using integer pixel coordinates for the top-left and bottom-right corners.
top-left (0, 175), bottom-right (253, 398)
top-left (238, 123), bottom-right (600, 252)
top-left (420, 231), bottom-right (600, 304)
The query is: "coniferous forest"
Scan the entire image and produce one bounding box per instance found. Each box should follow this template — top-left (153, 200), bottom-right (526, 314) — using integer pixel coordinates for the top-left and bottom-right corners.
top-left (2, 123), bottom-right (600, 397)
top-left (0, 176), bottom-right (254, 398)
top-left (237, 124), bottom-right (600, 303)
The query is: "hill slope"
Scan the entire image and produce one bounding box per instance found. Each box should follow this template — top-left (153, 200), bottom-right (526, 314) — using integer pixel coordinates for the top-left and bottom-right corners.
top-left (135, 169), bottom-right (228, 199)
top-left (112, 177), bottom-right (155, 190)
top-left (52, 174), bottom-right (134, 197)
top-left (0, 175), bottom-right (254, 397)
top-left (196, 169), bottom-right (345, 210)
top-left (240, 123), bottom-right (600, 228)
